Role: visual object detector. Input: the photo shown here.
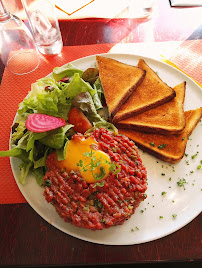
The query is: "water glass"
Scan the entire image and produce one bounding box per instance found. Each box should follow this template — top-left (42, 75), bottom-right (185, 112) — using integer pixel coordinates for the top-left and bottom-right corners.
top-left (22, 0), bottom-right (63, 55)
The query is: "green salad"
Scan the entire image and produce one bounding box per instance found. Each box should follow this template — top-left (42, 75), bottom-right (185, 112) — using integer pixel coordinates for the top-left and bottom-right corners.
top-left (0, 63), bottom-right (117, 186)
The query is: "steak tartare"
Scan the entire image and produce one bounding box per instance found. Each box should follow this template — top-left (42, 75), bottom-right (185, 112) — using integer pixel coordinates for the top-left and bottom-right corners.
top-left (43, 128), bottom-right (147, 230)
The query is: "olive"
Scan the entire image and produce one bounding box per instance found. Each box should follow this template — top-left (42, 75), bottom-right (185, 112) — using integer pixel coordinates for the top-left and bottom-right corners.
top-left (82, 68), bottom-right (99, 85)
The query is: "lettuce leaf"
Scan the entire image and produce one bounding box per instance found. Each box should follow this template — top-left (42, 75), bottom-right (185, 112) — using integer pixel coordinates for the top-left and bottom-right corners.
top-left (18, 77), bottom-right (61, 116)
top-left (72, 91), bottom-right (117, 134)
top-left (94, 77), bottom-right (104, 100)
top-left (52, 63), bottom-right (83, 81)
top-left (18, 74), bottom-right (96, 122)
top-left (72, 92), bottom-right (104, 123)
top-left (32, 167), bottom-right (46, 186)
top-left (39, 124), bottom-right (72, 149)
top-left (11, 119), bottom-right (26, 142)
top-left (0, 148), bottom-right (23, 157)
top-left (93, 121), bottom-right (118, 135)
top-left (19, 161), bottom-right (33, 185)
top-left (61, 73), bottom-right (95, 99)
top-left (56, 139), bottom-right (69, 161)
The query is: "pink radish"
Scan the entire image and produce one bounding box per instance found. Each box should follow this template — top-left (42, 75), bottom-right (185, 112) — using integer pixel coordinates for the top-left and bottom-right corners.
top-left (25, 114), bottom-right (66, 133)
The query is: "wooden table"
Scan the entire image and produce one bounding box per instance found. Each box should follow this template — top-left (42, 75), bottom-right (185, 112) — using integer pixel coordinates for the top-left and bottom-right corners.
top-left (0, 0), bottom-right (201, 266)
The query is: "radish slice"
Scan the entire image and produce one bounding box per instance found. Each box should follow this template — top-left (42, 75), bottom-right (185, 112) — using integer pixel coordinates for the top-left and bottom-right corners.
top-left (25, 114), bottom-right (66, 133)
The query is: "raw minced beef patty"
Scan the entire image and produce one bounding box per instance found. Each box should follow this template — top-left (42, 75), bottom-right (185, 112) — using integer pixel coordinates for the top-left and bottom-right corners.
top-left (43, 128), bottom-right (147, 230)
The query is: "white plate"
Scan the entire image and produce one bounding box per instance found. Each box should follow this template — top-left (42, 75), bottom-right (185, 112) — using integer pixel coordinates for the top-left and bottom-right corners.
top-left (10, 53), bottom-right (202, 245)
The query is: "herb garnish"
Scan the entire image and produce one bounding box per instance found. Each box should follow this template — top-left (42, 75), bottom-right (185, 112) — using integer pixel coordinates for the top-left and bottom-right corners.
top-left (77, 149), bottom-right (121, 186)
top-left (150, 141), bottom-right (155, 147)
top-left (197, 160), bottom-right (202, 169)
top-left (44, 179), bottom-right (51, 187)
top-left (131, 227), bottom-right (139, 232)
top-left (158, 144), bottom-right (167, 149)
top-left (177, 178), bottom-right (187, 189)
top-left (191, 151), bottom-right (199, 159)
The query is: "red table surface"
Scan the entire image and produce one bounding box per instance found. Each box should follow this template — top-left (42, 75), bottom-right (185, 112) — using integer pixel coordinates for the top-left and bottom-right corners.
top-left (0, 0), bottom-right (201, 266)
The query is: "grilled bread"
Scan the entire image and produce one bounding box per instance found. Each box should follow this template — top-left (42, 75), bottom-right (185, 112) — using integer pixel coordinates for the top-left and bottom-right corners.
top-left (115, 82), bottom-right (186, 135)
top-left (118, 108), bottom-right (202, 164)
top-left (112, 59), bottom-right (176, 122)
top-left (96, 56), bottom-right (146, 117)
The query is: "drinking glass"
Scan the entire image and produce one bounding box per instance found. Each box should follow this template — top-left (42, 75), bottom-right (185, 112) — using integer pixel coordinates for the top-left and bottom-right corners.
top-left (22, 0), bottom-right (63, 55)
top-left (0, 0), bottom-right (40, 75)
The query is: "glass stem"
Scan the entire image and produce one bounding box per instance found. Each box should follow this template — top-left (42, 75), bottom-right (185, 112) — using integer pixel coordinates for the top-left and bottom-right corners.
top-left (0, 0), bottom-right (11, 22)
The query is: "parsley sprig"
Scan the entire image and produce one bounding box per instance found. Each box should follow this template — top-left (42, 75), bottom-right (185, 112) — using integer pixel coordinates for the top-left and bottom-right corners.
top-left (77, 150), bottom-right (121, 186)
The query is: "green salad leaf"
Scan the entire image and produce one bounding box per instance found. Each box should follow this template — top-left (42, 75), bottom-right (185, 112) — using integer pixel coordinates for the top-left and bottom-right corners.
top-left (72, 91), bottom-right (117, 135)
top-left (85, 121), bottom-right (118, 135)
top-left (94, 77), bottom-right (104, 100)
top-left (39, 124), bottom-right (73, 149)
top-left (32, 167), bottom-right (46, 187)
top-left (18, 77), bottom-right (62, 117)
top-left (56, 139), bottom-right (70, 161)
top-left (0, 148), bottom-right (23, 157)
top-left (61, 73), bottom-right (96, 99)
top-left (52, 63), bottom-right (83, 81)
top-left (19, 161), bottom-right (33, 185)
top-left (72, 91), bottom-right (103, 123)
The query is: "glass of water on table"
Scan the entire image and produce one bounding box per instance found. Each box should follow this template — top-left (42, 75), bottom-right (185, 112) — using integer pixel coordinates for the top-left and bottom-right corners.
top-left (22, 0), bottom-right (63, 55)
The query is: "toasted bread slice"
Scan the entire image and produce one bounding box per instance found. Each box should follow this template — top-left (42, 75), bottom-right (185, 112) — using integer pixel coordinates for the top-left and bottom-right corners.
top-left (118, 108), bottom-right (202, 164)
top-left (112, 59), bottom-right (176, 122)
top-left (96, 56), bottom-right (146, 117)
top-left (115, 82), bottom-right (186, 135)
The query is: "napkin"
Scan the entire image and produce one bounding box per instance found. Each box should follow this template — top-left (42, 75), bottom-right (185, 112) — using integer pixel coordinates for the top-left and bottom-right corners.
top-left (170, 0), bottom-right (202, 6)
top-left (52, 0), bottom-right (129, 19)
top-left (164, 39), bottom-right (202, 87)
top-left (52, 0), bottom-right (95, 15)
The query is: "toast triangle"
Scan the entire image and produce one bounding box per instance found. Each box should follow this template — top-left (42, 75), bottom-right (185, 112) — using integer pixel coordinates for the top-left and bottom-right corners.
top-left (113, 59), bottom-right (176, 122)
top-left (96, 56), bottom-right (146, 117)
top-left (116, 82), bottom-right (186, 135)
top-left (118, 108), bottom-right (202, 164)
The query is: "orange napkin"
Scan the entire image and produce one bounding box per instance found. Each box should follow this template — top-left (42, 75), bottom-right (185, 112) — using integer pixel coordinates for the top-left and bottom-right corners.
top-left (53, 0), bottom-right (95, 16)
top-left (0, 44), bottom-right (113, 204)
top-left (52, 0), bottom-right (129, 19)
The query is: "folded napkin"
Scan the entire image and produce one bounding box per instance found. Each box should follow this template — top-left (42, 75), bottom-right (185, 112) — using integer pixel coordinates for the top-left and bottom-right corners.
top-left (166, 39), bottom-right (202, 86)
top-left (52, 0), bottom-right (129, 19)
top-left (52, 0), bottom-right (95, 15)
top-left (170, 0), bottom-right (202, 6)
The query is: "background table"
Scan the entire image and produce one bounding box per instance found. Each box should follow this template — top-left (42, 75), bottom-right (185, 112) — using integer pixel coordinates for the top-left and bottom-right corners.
top-left (0, 0), bottom-right (201, 266)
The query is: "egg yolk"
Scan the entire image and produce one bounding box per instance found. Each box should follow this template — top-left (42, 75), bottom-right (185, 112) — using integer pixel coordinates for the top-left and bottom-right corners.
top-left (55, 136), bottom-right (111, 183)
